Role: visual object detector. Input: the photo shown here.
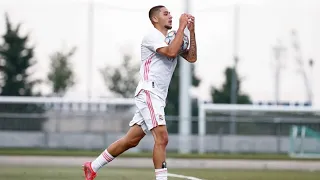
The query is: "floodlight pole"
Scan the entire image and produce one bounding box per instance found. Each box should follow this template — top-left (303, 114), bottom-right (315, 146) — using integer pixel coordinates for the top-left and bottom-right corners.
top-left (230, 3), bottom-right (240, 135)
top-left (87, 0), bottom-right (94, 99)
top-left (179, 0), bottom-right (192, 154)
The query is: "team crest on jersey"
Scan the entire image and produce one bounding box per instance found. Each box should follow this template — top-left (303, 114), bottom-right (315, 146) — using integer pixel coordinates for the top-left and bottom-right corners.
top-left (159, 115), bottom-right (164, 121)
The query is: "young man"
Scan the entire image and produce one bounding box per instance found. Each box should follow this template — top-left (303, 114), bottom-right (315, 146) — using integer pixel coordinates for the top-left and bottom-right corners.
top-left (83, 5), bottom-right (197, 180)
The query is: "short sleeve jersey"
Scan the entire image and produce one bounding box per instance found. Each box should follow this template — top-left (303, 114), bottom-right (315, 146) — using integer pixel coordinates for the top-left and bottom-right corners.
top-left (134, 27), bottom-right (178, 101)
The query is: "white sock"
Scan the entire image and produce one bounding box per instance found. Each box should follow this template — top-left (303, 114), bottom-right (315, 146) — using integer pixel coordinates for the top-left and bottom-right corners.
top-left (91, 150), bottom-right (114, 172)
top-left (155, 168), bottom-right (168, 180)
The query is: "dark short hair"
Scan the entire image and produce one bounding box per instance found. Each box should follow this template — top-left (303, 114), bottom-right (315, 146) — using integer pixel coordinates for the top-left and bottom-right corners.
top-left (148, 5), bottom-right (165, 23)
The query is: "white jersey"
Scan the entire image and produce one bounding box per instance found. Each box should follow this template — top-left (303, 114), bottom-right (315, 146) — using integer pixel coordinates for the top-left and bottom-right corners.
top-left (134, 27), bottom-right (178, 101)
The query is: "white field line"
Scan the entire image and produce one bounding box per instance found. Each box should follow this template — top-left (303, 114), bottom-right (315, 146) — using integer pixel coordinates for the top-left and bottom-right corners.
top-left (168, 173), bottom-right (206, 180)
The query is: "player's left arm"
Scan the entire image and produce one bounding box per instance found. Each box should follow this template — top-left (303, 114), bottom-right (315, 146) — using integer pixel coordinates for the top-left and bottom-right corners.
top-left (181, 15), bottom-right (197, 63)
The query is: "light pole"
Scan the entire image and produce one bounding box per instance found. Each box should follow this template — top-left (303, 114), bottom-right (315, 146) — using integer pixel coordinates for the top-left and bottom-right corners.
top-left (198, 3), bottom-right (241, 135)
top-left (229, 3), bottom-right (240, 135)
top-left (308, 58), bottom-right (314, 105)
top-left (230, 4), bottom-right (239, 105)
top-left (272, 39), bottom-right (286, 104)
top-left (179, 0), bottom-right (192, 154)
top-left (87, 0), bottom-right (94, 99)
top-left (291, 30), bottom-right (313, 105)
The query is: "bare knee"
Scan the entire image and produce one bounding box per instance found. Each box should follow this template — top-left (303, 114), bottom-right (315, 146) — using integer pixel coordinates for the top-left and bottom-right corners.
top-left (153, 126), bottom-right (169, 146)
top-left (156, 133), bottom-right (168, 146)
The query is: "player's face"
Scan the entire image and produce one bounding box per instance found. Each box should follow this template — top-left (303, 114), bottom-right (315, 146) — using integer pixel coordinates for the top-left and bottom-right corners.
top-left (158, 7), bottom-right (172, 30)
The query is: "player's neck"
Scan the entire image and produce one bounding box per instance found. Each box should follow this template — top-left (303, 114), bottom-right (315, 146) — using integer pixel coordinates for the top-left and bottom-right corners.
top-left (154, 25), bottom-right (168, 36)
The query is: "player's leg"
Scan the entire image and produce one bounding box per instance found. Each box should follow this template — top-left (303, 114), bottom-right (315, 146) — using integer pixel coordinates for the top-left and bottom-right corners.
top-left (138, 90), bottom-right (168, 180)
top-left (90, 124), bottom-right (146, 171)
top-left (83, 110), bottom-right (146, 180)
top-left (106, 124), bottom-right (145, 156)
top-left (151, 125), bottom-right (168, 180)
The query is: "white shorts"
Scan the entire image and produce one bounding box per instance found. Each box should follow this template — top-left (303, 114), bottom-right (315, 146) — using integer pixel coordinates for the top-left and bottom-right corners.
top-left (129, 90), bottom-right (166, 133)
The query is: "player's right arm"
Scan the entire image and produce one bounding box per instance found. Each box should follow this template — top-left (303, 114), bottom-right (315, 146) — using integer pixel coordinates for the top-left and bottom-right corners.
top-left (156, 14), bottom-right (189, 58)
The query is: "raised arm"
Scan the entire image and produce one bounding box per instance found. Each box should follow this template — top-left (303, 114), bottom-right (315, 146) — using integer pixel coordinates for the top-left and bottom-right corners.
top-left (181, 15), bottom-right (197, 63)
top-left (156, 14), bottom-right (189, 58)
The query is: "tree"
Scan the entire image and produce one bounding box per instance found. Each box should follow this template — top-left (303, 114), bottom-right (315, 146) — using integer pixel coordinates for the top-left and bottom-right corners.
top-left (0, 13), bottom-right (40, 96)
top-left (47, 47), bottom-right (76, 96)
top-left (211, 67), bottom-right (251, 104)
top-left (166, 59), bottom-right (201, 116)
top-left (100, 53), bottom-right (139, 98)
top-left (0, 13), bottom-right (46, 131)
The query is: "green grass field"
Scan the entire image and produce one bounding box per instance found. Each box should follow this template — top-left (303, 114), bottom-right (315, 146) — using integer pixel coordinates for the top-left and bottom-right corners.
top-left (1, 148), bottom-right (320, 179)
top-left (1, 166), bottom-right (320, 180)
top-left (1, 148), bottom-right (320, 161)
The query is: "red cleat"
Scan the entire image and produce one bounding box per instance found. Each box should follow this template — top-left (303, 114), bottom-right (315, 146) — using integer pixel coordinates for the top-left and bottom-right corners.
top-left (83, 162), bottom-right (97, 180)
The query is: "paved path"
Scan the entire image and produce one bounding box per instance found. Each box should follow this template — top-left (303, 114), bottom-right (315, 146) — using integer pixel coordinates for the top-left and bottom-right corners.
top-left (1, 156), bottom-right (320, 171)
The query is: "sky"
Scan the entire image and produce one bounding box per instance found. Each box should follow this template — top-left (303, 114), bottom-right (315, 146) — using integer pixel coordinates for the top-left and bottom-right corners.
top-left (0, 0), bottom-right (319, 106)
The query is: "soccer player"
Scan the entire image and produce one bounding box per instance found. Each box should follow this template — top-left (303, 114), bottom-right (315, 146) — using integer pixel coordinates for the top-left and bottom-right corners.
top-left (83, 5), bottom-right (197, 180)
